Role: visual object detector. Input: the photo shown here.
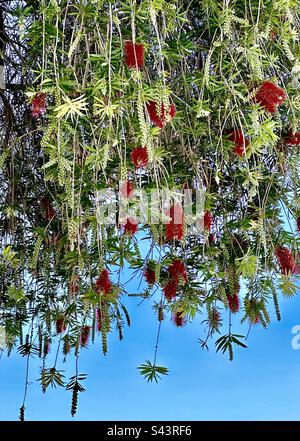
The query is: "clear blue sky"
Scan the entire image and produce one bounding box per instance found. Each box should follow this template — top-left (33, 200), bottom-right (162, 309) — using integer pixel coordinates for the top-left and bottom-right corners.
top-left (1, 271), bottom-right (300, 421)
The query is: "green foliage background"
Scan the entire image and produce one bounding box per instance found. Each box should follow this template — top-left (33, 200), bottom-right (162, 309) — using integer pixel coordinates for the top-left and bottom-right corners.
top-left (1, 0), bottom-right (300, 418)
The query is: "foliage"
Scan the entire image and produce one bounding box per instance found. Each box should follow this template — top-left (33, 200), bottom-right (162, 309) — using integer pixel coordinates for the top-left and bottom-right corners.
top-left (138, 360), bottom-right (169, 383)
top-left (0, 0), bottom-right (300, 418)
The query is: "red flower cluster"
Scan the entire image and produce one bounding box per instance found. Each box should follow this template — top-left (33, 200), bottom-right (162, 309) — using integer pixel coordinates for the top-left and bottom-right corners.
top-left (208, 307), bottom-right (222, 330)
top-left (56, 317), bottom-right (66, 334)
top-left (227, 293), bottom-right (240, 313)
top-left (297, 217), bottom-right (300, 232)
top-left (208, 233), bottom-right (215, 245)
top-left (165, 202), bottom-right (184, 241)
top-left (124, 41), bottom-right (145, 69)
top-left (120, 180), bottom-right (134, 199)
top-left (32, 92), bottom-right (47, 118)
top-left (41, 197), bottom-right (56, 220)
top-left (163, 281), bottom-right (177, 300)
top-left (124, 217), bottom-right (138, 236)
top-left (254, 81), bottom-right (286, 113)
top-left (144, 265), bottom-right (156, 284)
top-left (80, 325), bottom-right (91, 348)
top-left (275, 246), bottom-right (298, 275)
top-left (96, 269), bottom-right (112, 294)
top-left (172, 311), bottom-right (187, 327)
top-left (168, 259), bottom-right (188, 283)
top-left (284, 133), bottom-right (300, 146)
top-left (203, 210), bottom-right (213, 231)
top-left (227, 129), bottom-right (249, 157)
top-left (210, 307), bottom-right (221, 323)
top-left (146, 100), bottom-right (176, 128)
top-left (163, 260), bottom-right (188, 301)
top-left (130, 147), bottom-right (149, 168)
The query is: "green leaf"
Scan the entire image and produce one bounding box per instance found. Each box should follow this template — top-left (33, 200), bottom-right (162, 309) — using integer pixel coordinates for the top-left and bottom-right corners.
top-left (39, 368), bottom-right (65, 390)
top-left (7, 286), bottom-right (27, 303)
top-left (54, 95), bottom-right (88, 121)
top-left (278, 275), bottom-right (298, 297)
top-left (138, 360), bottom-right (169, 383)
top-left (236, 251), bottom-right (258, 279)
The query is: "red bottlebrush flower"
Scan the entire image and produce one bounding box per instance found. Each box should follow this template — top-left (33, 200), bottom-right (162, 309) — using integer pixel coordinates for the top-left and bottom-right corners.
top-left (284, 133), bottom-right (300, 146)
top-left (275, 246), bottom-right (298, 275)
top-left (124, 41), bottom-right (145, 69)
top-left (168, 259), bottom-right (188, 284)
top-left (169, 102), bottom-right (176, 118)
top-left (80, 325), bottom-right (91, 348)
top-left (227, 293), bottom-right (240, 313)
top-left (130, 147), bottom-right (149, 168)
top-left (204, 210), bottom-right (213, 231)
top-left (32, 92), bottom-right (47, 118)
top-left (254, 81), bottom-right (286, 113)
top-left (146, 100), bottom-right (176, 128)
top-left (124, 217), bottom-right (138, 236)
top-left (208, 233), bottom-right (215, 245)
top-left (144, 266), bottom-right (156, 284)
top-left (209, 307), bottom-right (221, 329)
top-left (56, 317), bottom-right (66, 334)
top-left (227, 129), bottom-right (249, 157)
top-left (41, 197), bottom-right (56, 220)
top-left (96, 269), bottom-right (112, 294)
top-left (163, 281), bottom-right (178, 300)
top-left (211, 308), bottom-right (221, 322)
top-left (164, 260), bottom-right (187, 300)
top-left (120, 180), bottom-right (134, 199)
top-left (165, 202), bottom-right (184, 241)
top-left (297, 217), bottom-right (300, 232)
top-left (172, 311), bottom-right (187, 327)
top-left (211, 307), bottom-right (221, 321)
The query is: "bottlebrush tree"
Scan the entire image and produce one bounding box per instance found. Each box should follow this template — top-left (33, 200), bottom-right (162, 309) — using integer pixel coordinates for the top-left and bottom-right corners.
top-left (1, 0), bottom-right (300, 419)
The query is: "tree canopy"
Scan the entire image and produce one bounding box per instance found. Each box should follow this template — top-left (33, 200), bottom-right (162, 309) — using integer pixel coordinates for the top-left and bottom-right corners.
top-left (0, 0), bottom-right (300, 419)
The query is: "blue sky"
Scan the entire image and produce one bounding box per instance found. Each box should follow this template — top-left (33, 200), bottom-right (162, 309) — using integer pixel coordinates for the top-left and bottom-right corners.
top-left (1, 275), bottom-right (300, 421)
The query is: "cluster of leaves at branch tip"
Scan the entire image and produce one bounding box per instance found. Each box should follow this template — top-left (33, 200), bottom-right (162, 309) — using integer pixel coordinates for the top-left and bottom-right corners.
top-left (1, 0), bottom-right (300, 419)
